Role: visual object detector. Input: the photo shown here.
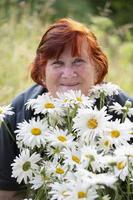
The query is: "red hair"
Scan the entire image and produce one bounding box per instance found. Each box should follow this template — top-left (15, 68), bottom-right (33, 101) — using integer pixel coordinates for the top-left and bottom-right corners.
top-left (31, 18), bottom-right (108, 86)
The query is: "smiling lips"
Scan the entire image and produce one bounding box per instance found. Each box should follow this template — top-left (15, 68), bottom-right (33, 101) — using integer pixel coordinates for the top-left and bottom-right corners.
top-left (60, 83), bottom-right (80, 87)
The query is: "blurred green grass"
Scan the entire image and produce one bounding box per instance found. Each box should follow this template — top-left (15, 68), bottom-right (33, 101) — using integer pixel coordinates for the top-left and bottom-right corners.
top-left (0, 16), bottom-right (133, 105)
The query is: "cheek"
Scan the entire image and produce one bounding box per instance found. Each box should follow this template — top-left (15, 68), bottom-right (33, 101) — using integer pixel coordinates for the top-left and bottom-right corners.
top-left (45, 68), bottom-right (60, 84)
top-left (81, 66), bottom-right (96, 83)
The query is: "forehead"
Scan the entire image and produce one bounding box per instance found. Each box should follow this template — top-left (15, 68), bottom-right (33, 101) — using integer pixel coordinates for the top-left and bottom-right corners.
top-left (59, 38), bottom-right (89, 59)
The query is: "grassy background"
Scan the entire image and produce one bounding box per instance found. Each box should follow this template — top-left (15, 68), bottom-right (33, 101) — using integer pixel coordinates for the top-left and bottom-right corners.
top-left (0, 15), bottom-right (133, 105)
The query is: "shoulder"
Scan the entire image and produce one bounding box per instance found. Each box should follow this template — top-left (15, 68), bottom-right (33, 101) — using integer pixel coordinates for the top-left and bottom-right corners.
top-left (12, 84), bottom-right (48, 112)
top-left (7, 84), bottom-right (47, 130)
top-left (99, 82), bottom-right (133, 106)
top-left (107, 89), bottom-right (133, 122)
top-left (112, 90), bottom-right (133, 106)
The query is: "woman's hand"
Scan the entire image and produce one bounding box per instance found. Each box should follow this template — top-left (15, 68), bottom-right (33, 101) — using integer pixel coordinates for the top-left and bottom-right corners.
top-left (0, 190), bottom-right (23, 200)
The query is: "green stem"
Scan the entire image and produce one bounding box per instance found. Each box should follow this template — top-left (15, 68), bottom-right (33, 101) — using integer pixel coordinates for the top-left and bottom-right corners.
top-left (3, 120), bottom-right (15, 141)
top-left (127, 157), bottom-right (131, 200)
top-left (116, 182), bottom-right (126, 200)
top-left (114, 186), bottom-right (120, 200)
top-left (122, 102), bottom-right (130, 122)
top-left (99, 92), bottom-right (105, 110)
top-left (66, 108), bottom-right (72, 133)
top-left (121, 111), bottom-right (127, 123)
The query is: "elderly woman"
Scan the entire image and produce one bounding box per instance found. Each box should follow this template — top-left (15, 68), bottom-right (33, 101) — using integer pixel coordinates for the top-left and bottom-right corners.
top-left (0, 18), bottom-right (133, 200)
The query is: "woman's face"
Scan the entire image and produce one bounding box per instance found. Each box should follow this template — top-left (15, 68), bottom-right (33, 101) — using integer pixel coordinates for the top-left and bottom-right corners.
top-left (45, 39), bottom-right (97, 97)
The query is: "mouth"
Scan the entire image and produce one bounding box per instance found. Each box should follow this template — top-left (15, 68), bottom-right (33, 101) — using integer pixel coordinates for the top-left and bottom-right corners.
top-left (60, 83), bottom-right (80, 87)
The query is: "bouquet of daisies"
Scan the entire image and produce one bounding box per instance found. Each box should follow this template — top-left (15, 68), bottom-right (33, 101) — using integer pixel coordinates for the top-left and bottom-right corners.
top-left (7, 83), bottom-right (133, 200)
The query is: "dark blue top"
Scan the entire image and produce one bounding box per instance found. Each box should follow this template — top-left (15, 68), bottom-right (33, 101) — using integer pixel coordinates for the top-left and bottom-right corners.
top-left (0, 84), bottom-right (133, 190)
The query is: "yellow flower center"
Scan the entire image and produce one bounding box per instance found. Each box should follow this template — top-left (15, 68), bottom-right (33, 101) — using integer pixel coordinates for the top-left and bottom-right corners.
top-left (103, 140), bottom-right (110, 147)
top-left (72, 155), bottom-right (80, 164)
top-left (111, 130), bottom-right (120, 138)
top-left (62, 191), bottom-right (70, 197)
top-left (44, 102), bottom-right (55, 109)
top-left (57, 135), bottom-right (67, 142)
top-left (76, 97), bottom-right (82, 102)
top-left (56, 167), bottom-right (64, 174)
top-left (78, 191), bottom-right (87, 199)
top-left (117, 161), bottom-right (125, 170)
top-left (64, 99), bottom-right (68, 103)
top-left (31, 128), bottom-right (41, 135)
top-left (87, 118), bottom-right (98, 129)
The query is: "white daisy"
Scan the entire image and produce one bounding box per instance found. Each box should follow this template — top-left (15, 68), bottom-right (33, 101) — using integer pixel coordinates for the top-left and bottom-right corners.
top-left (27, 93), bottom-right (62, 115)
top-left (48, 112), bottom-right (65, 127)
top-left (99, 155), bottom-right (117, 168)
top-left (0, 104), bottom-right (14, 122)
top-left (63, 147), bottom-right (81, 169)
top-left (45, 144), bottom-right (64, 162)
top-left (113, 156), bottom-right (128, 181)
top-left (45, 127), bottom-right (75, 148)
top-left (57, 90), bottom-right (94, 108)
top-left (69, 167), bottom-right (94, 182)
top-left (66, 179), bottom-right (98, 200)
top-left (80, 146), bottom-right (105, 172)
top-left (56, 92), bottom-right (73, 109)
top-left (66, 170), bottom-right (97, 200)
top-left (114, 144), bottom-right (133, 165)
top-left (90, 173), bottom-right (117, 187)
top-left (47, 161), bottom-right (68, 179)
top-left (73, 106), bottom-right (110, 142)
top-left (49, 182), bottom-right (70, 200)
top-left (105, 119), bottom-right (133, 146)
top-left (109, 100), bottom-right (133, 118)
top-left (102, 154), bottom-right (128, 181)
top-left (97, 135), bottom-right (113, 154)
top-left (39, 161), bottom-right (55, 182)
top-left (16, 118), bottom-right (48, 149)
top-left (68, 166), bottom-right (116, 189)
top-left (54, 164), bottom-right (67, 178)
top-left (30, 163), bottom-right (52, 190)
top-left (25, 98), bottom-right (37, 110)
top-left (11, 149), bottom-right (41, 184)
top-left (89, 82), bottom-right (121, 98)
top-left (30, 172), bottom-right (45, 190)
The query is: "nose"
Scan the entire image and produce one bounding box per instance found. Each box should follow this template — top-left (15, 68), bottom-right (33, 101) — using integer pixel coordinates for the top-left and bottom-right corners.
top-left (61, 66), bottom-right (77, 79)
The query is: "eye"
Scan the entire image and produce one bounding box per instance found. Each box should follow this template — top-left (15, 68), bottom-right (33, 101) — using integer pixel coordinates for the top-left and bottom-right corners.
top-left (72, 58), bottom-right (85, 65)
top-left (52, 60), bottom-right (64, 68)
